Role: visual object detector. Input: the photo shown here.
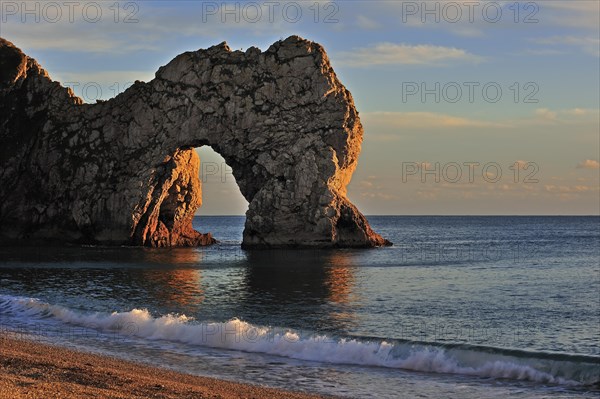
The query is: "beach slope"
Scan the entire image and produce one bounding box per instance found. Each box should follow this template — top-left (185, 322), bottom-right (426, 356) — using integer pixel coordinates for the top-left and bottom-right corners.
top-left (0, 337), bottom-right (329, 399)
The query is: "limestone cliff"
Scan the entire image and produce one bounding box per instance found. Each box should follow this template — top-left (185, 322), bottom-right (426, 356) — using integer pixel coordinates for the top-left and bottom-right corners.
top-left (0, 36), bottom-right (391, 248)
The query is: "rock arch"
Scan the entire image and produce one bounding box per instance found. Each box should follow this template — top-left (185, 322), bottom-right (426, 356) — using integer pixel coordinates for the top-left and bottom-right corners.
top-left (0, 36), bottom-right (391, 248)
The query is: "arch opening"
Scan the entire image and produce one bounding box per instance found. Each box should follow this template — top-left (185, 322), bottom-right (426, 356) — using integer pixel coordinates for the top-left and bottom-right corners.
top-left (133, 145), bottom-right (248, 247)
top-left (195, 146), bottom-right (248, 217)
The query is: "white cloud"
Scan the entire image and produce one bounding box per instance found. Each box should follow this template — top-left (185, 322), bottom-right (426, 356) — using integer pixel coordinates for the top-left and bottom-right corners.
top-left (1, 2), bottom-right (170, 54)
top-left (361, 111), bottom-right (507, 133)
top-left (544, 184), bottom-right (597, 194)
top-left (534, 108), bottom-right (558, 121)
top-left (358, 108), bottom-right (599, 143)
top-left (539, 1), bottom-right (600, 30)
top-left (3, 23), bottom-right (160, 54)
top-left (359, 191), bottom-right (397, 200)
top-left (566, 108), bottom-right (593, 116)
top-left (448, 26), bottom-right (485, 38)
top-left (541, 1), bottom-right (599, 14)
top-left (335, 43), bottom-right (484, 67)
top-left (375, 0), bottom-right (598, 40)
top-left (1, 2), bottom-right (292, 54)
top-left (528, 108), bottom-right (600, 125)
top-left (576, 160), bottom-right (600, 170)
top-left (531, 36), bottom-right (600, 57)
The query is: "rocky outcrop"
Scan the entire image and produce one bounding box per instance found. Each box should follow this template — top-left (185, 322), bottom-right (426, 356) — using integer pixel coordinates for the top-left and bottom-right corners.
top-left (0, 36), bottom-right (391, 248)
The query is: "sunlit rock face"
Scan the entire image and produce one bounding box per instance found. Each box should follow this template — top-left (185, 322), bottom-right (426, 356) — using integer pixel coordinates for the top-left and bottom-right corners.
top-left (0, 36), bottom-right (391, 248)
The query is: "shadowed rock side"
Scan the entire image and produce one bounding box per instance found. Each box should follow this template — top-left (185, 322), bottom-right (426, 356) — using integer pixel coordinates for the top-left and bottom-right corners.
top-left (0, 36), bottom-right (391, 248)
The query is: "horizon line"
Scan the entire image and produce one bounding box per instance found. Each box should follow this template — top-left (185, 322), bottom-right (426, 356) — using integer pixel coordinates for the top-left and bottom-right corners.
top-left (195, 214), bottom-right (600, 217)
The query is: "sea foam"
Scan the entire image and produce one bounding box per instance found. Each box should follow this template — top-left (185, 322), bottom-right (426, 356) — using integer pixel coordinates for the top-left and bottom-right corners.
top-left (1, 294), bottom-right (598, 386)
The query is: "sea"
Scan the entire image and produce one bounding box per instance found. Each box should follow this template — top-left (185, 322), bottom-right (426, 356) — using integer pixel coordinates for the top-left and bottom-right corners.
top-left (1, 216), bottom-right (599, 398)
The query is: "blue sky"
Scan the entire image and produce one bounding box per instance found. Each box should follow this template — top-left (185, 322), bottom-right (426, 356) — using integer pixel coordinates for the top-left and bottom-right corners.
top-left (1, 0), bottom-right (598, 214)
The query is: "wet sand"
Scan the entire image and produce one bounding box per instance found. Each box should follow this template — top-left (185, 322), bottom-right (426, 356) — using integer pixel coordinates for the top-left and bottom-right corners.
top-left (0, 336), bottom-right (330, 399)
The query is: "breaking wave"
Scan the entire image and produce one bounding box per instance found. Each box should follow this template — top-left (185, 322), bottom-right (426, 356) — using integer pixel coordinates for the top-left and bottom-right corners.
top-left (1, 294), bottom-right (598, 386)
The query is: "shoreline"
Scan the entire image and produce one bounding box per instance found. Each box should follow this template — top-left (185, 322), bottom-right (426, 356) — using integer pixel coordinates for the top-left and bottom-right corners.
top-left (0, 336), bottom-right (331, 399)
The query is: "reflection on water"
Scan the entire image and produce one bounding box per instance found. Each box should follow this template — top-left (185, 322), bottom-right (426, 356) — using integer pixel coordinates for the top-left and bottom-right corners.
top-left (243, 250), bottom-right (332, 303)
top-left (0, 246), bottom-right (209, 267)
top-left (140, 268), bottom-right (204, 309)
top-left (0, 245), bottom-right (361, 333)
top-left (325, 252), bottom-right (358, 305)
top-left (238, 250), bottom-right (360, 332)
top-left (141, 248), bottom-right (206, 265)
